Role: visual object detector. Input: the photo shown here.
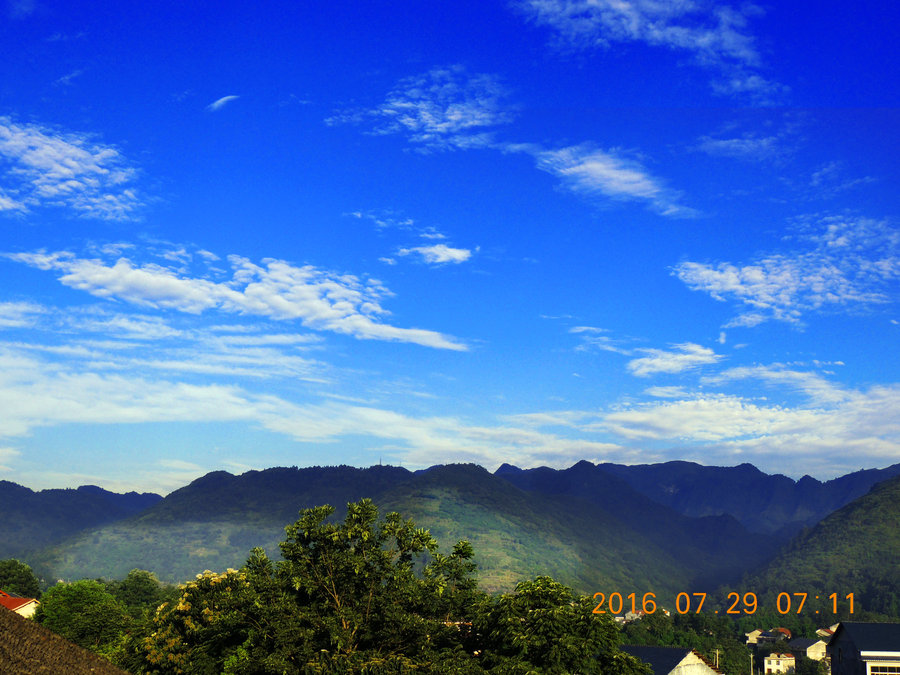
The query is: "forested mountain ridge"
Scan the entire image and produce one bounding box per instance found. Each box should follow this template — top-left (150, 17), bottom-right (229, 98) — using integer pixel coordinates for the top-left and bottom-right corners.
top-left (22, 463), bottom-right (765, 593)
top-left (568, 459), bottom-right (900, 534)
top-left (495, 460), bottom-right (778, 585)
top-left (0, 481), bottom-right (161, 559)
top-left (5, 459), bottom-right (900, 601)
top-left (739, 472), bottom-right (900, 616)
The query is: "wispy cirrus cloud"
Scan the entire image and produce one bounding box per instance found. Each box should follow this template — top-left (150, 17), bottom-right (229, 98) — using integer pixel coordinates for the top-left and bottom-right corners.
top-left (206, 95), bottom-right (240, 111)
top-left (333, 67), bottom-right (694, 217)
top-left (673, 215), bottom-right (900, 326)
top-left (0, 344), bottom-right (630, 484)
top-left (696, 132), bottom-right (785, 162)
top-left (531, 143), bottom-right (695, 217)
top-left (0, 301), bottom-right (46, 328)
top-left (509, 364), bottom-right (900, 477)
top-left (515, 0), bottom-right (785, 100)
top-left (0, 116), bottom-right (142, 220)
top-left (4, 245), bottom-right (467, 350)
top-left (327, 65), bottom-right (511, 150)
top-left (627, 342), bottom-right (723, 377)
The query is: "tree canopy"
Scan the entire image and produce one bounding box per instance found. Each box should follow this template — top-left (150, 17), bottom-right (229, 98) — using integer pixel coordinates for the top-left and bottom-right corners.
top-left (125, 498), bottom-right (647, 674)
top-left (0, 558), bottom-right (42, 598)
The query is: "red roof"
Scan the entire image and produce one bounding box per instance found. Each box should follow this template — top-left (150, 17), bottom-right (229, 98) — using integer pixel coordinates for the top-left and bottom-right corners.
top-left (0, 590), bottom-right (36, 612)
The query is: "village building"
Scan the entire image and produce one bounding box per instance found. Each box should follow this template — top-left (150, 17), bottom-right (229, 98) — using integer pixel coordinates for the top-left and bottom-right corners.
top-left (828, 622), bottom-right (900, 675)
top-left (764, 652), bottom-right (796, 674)
top-left (621, 645), bottom-right (721, 675)
top-left (0, 589), bottom-right (39, 618)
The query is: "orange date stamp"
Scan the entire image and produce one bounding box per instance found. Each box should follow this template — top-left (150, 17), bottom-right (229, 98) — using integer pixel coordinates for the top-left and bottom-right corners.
top-left (591, 591), bottom-right (855, 615)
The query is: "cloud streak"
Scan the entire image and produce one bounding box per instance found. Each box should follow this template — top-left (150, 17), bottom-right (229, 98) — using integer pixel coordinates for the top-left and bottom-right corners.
top-left (396, 244), bottom-right (474, 264)
top-left (5, 247), bottom-right (467, 350)
top-left (207, 95), bottom-right (240, 111)
top-left (627, 343), bottom-right (723, 377)
top-left (333, 67), bottom-right (694, 216)
top-left (516, 0), bottom-right (784, 100)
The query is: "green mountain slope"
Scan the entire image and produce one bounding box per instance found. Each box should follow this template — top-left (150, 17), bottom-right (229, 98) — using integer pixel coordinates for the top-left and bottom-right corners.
top-left (378, 463), bottom-right (692, 594)
top-left (30, 465), bottom-right (412, 583)
top-left (0, 481), bottom-right (161, 559)
top-left (31, 464), bottom-right (703, 596)
top-left (597, 460), bottom-right (900, 534)
top-left (496, 460), bottom-right (778, 587)
top-left (741, 474), bottom-right (900, 616)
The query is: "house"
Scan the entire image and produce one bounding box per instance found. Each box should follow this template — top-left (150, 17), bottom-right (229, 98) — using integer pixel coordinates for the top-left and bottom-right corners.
top-left (0, 606), bottom-right (127, 674)
top-left (828, 622), bottom-right (900, 675)
top-left (764, 652), bottom-right (796, 674)
top-left (819, 624), bottom-right (840, 640)
top-left (621, 645), bottom-right (721, 675)
top-left (0, 589), bottom-right (39, 618)
top-left (747, 629), bottom-right (765, 645)
top-left (788, 638), bottom-right (829, 661)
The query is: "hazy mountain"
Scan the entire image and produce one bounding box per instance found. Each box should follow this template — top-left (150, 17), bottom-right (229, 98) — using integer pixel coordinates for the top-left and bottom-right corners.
top-left (740, 473), bottom-right (900, 617)
top-left (593, 460), bottom-right (900, 534)
top-left (13, 459), bottom-right (900, 602)
top-left (27, 463), bottom-right (760, 595)
top-left (495, 460), bottom-right (778, 586)
top-left (0, 481), bottom-right (161, 559)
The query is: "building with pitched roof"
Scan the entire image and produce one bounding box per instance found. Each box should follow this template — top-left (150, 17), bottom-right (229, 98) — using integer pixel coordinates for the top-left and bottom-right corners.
top-left (621, 645), bottom-right (721, 675)
top-left (0, 589), bottom-right (39, 618)
top-left (828, 622), bottom-right (900, 675)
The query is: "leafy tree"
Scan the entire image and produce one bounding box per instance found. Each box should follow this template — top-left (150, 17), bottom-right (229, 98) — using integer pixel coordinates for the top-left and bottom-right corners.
top-left (130, 499), bottom-right (656, 674)
top-left (476, 576), bottom-right (650, 675)
top-left (34, 579), bottom-right (128, 655)
top-left (106, 568), bottom-right (176, 618)
top-left (0, 558), bottom-right (42, 598)
top-left (133, 499), bottom-right (485, 673)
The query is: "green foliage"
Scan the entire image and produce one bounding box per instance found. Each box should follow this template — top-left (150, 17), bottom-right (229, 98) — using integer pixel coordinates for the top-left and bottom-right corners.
top-left (127, 499), bottom-right (648, 674)
top-left (476, 575), bottom-right (649, 675)
top-left (744, 474), bottom-right (900, 616)
top-left (34, 579), bottom-right (128, 654)
top-left (106, 569), bottom-right (177, 618)
top-left (0, 558), bottom-right (42, 597)
top-left (621, 612), bottom-right (752, 675)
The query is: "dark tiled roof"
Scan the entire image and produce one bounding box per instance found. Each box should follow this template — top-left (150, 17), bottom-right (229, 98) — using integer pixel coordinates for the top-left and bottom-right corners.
top-left (788, 638), bottom-right (817, 650)
top-left (621, 645), bottom-right (707, 675)
top-left (0, 606), bottom-right (127, 674)
top-left (834, 622), bottom-right (900, 652)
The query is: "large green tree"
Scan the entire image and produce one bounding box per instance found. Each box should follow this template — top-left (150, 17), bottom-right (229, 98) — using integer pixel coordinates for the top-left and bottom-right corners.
top-left (35, 579), bottom-right (128, 655)
top-left (476, 576), bottom-right (650, 675)
top-left (0, 558), bottom-right (41, 598)
top-left (131, 499), bottom-right (653, 674)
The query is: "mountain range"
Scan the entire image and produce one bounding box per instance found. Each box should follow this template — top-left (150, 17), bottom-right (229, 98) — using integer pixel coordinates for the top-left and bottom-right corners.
top-left (3, 460), bottom-right (899, 611)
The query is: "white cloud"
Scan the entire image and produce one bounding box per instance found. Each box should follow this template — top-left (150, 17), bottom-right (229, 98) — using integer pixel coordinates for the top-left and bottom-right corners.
top-left (0, 446), bottom-right (20, 471)
top-left (6, 247), bottom-right (467, 350)
top-left (532, 144), bottom-right (695, 216)
top-left (627, 343), bottom-right (723, 377)
top-left (0, 116), bottom-right (141, 220)
top-left (0, 345), bottom-right (632, 475)
top-left (673, 215), bottom-right (900, 326)
top-left (0, 301), bottom-right (46, 328)
top-left (696, 133), bottom-right (783, 162)
top-left (53, 69), bottom-right (84, 87)
top-left (327, 65), bottom-right (511, 150)
top-left (517, 0), bottom-right (783, 100)
top-left (396, 244), bottom-right (473, 264)
top-left (337, 71), bottom-right (692, 217)
top-left (207, 95), bottom-right (240, 111)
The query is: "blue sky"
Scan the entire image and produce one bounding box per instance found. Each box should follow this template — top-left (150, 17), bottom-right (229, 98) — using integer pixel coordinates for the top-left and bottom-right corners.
top-left (1, 0), bottom-right (898, 494)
